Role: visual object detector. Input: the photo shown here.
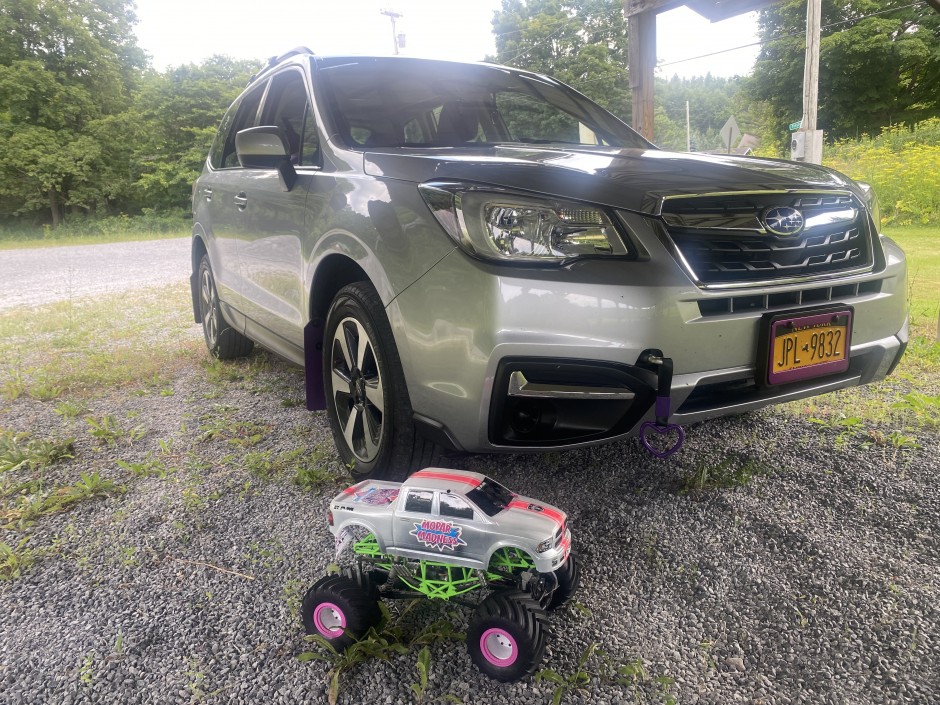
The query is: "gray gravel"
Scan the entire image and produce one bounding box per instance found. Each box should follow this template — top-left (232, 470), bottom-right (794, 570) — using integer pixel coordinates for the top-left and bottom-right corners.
top-left (0, 238), bottom-right (189, 311)
top-left (0, 259), bottom-right (937, 704)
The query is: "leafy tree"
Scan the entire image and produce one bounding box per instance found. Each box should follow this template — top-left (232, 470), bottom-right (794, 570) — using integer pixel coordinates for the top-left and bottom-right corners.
top-left (746, 0), bottom-right (940, 144)
top-left (488, 0), bottom-right (631, 121)
top-left (0, 0), bottom-right (145, 225)
top-left (131, 58), bottom-right (259, 213)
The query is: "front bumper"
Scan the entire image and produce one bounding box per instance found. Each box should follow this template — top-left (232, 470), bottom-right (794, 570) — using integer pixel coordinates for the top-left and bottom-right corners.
top-left (388, 217), bottom-right (908, 452)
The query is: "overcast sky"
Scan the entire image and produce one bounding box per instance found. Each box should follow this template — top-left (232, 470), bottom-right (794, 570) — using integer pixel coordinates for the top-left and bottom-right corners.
top-left (132, 0), bottom-right (761, 79)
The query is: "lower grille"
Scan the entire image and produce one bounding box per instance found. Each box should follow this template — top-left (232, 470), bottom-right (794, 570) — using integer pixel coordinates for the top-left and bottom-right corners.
top-left (661, 191), bottom-right (875, 287)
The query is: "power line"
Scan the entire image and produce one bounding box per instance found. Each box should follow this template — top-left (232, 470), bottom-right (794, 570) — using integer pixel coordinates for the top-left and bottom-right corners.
top-left (658, 0), bottom-right (926, 69)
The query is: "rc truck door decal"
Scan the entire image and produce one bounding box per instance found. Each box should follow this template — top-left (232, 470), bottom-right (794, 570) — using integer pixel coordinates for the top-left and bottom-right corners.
top-left (409, 520), bottom-right (468, 551)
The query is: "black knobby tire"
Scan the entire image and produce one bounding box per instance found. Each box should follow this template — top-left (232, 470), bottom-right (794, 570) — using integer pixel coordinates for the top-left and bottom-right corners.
top-left (322, 282), bottom-right (438, 481)
top-left (546, 553), bottom-right (581, 611)
top-left (467, 590), bottom-right (548, 682)
top-left (197, 255), bottom-right (253, 360)
top-left (300, 572), bottom-right (382, 651)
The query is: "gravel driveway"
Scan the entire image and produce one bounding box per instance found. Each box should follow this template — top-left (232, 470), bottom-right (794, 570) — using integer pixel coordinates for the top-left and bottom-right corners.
top-left (0, 241), bottom-right (936, 705)
top-left (0, 238), bottom-right (189, 311)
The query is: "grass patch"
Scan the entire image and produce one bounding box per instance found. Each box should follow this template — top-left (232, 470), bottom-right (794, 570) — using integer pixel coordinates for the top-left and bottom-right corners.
top-left (0, 537), bottom-right (35, 580)
top-left (0, 430), bottom-right (75, 473)
top-left (0, 282), bottom-right (201, 401)
top-left (784, 226), bottom-right (940, 431)
top-left (1, 471), bottom-right (123, 529)
top-left (680, 456), bottom-right (769, 493)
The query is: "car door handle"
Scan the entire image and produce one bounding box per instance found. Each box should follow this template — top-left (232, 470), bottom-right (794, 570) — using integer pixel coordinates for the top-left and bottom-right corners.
top-left (202, 187), bottom-right (212, 202)
top-left (234, 192), bottom-right (248, 209)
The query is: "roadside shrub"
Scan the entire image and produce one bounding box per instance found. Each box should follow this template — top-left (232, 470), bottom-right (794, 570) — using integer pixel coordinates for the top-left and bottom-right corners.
top-left (825, 119), bottom-right (940, 226)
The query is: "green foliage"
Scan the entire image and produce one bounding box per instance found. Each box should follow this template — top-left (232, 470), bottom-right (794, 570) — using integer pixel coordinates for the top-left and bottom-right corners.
top-left (825, 119), bottom-right (940, 225)
top-left (681, 456), bottom-right (769, 493)
top-left (892, 392), bottom-right (940, 430)
top-left (747, 0), bottom-right (940, 146)
top-left (537, 642), bottom-right (598, 705)
top-left (299, 628), bottom-right (410, 705)
top-left (0, 537), bottom-right (35, 580)
top-left (0, 0), bottom-right (258, 228)
top-left (85, 414), bottom-right (145, 447)
top-left (0, 430), bottom-right (74, 473)
top-left (488, 0), bottom-right (631, 121)
top-left (410, 646), bottom-right (431, 703)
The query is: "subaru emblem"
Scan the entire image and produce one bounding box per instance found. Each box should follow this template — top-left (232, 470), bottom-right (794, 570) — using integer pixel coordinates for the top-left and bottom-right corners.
top-left (762, 206), bottom-right (804, 237)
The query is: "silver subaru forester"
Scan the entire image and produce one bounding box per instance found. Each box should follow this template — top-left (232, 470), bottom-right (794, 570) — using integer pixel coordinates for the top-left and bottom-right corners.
top-left (191, 49), bottom-right (908, 480)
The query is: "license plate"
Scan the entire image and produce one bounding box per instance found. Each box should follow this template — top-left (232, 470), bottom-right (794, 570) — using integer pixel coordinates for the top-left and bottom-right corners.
top-left (758, 306), bottom-right (853, 386)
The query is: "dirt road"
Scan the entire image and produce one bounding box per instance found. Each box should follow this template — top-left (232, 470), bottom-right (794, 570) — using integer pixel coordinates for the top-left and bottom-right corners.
top-left (0, 238), bottom-right (190, 311)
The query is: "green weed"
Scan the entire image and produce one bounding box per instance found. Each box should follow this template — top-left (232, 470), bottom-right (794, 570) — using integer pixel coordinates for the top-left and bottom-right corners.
top-left (893, 392), bottom-right (940, 430)
top-left (681, 456), bottom-right (768, 493)
top-left (537, 642), bottom-right (598, 705)
top-left (0, 537), bottom-right (35, 580)
top-left (54, 400), bottom-right (90, 419)
top-left (0, 431), bottom-right (74, 473)
top-left (410, 646), bottom-right (431, 703)
top-left (299, 626), bottom-right (409, 705)
top-left (85, 414), bottom-right (145, 447)
top-left (117, 455), bottom-right (173, 478)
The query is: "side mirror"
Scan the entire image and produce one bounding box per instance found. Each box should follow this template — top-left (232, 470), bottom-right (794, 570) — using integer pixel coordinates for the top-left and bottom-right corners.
top-left (235, 126), bottom-right (297, 191)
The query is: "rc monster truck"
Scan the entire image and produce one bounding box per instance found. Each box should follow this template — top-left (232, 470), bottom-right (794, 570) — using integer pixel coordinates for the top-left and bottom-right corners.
top-left (301, 468), bottom-right (579, 681)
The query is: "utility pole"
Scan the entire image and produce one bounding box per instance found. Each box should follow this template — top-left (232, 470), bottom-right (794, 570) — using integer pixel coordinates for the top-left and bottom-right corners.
top-left (801, 0), bottom-right (823, 163)
top-left (381, 9), bottom-right (403, 55)
top-left (685, 101), bottom-right (691, 152)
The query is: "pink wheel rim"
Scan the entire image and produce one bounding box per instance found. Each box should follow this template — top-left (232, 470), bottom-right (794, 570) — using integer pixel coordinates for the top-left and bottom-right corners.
top-left (479, 628), bottom-right (517, 667)
top-left (313, 602), bottom-right (346, 638)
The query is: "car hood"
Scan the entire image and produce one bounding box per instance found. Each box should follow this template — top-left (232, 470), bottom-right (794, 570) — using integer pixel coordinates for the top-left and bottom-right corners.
top-left (362, 145), bottom-right (858, 216)
top-left (494, 496), bottom-right (567, 539)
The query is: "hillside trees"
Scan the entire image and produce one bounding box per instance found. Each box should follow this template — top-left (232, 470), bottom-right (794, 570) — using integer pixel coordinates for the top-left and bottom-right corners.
top-left (489, 0), bottom-right (632, 120)
top-left (0, 0), bottom-right (145, 225)
top-left (0, 0), bottom-right (258, 227)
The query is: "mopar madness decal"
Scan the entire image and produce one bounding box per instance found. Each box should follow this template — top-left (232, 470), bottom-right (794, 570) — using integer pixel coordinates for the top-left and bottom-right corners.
top-left (410, 519), bottom-right (467, 552)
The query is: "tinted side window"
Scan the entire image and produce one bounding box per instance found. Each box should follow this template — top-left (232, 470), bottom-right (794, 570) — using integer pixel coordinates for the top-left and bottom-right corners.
top-left (261, 70), bottom-right (319, 165)
top-left (208, 99), bottom-right (239, 169)
top-left (439, 493), bottom-right (474, 520)
top-left (221, 82), bottom-right (265, 168)
top-left (404, 490), bottom-right (433, 514)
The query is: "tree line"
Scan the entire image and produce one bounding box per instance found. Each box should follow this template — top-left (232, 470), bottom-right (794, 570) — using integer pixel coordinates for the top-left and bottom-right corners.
top-left (1, 0), bottom-right (937, 229)
top-left (0, 0), bottom-right (258, 229)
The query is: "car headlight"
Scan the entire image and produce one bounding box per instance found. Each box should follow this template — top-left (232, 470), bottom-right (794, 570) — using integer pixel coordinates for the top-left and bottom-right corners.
top-left (419, 182), bottom-right (630, 264)
top-left (536, 538), bottom-right (553, 553)
top-left (856, 181), bottom-right (881, 233)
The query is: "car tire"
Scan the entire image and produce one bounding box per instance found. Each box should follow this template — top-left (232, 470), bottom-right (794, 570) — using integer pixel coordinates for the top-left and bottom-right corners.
top-left (323, 282), bottom-right (437, 481)
top-left (197, 255), bottom-right (253, 360)
top-left (466, 590), bottom-right (548, 682)
top-left (546, 553), bottom-right (580, 611)
top-left (300, 572), bottom-right (382, 650)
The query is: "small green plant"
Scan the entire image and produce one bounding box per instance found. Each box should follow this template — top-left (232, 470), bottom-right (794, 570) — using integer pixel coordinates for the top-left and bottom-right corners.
top-left (292, 445), bottom-right (339, 490)
top-left (681, 456), bottom-right (768, 493)
top-left (117, 456), bottom-right (172, 478)
top-left (893, 392), bottom-right (940, 429)
top-left (85, 414), bottom-right (123, 447)
top-left (410, 646), bottom-right (431, 703)
top-left (808, 414), bottom-right (866, 447)
top-left (0, 431), bottom-right (74, 473)
top-left (1, 371), bottom-right (26, 401)
top-left (78, 653), bottom-right (95, 686)
top-left (54, 400), bottom-right (90, 419)
top-left (69, 471), bottom-right (120, 499)
top-left (29, 377), bottom-right (64, 401)
top-left (114, 631), bottom-right (124, 656)
top-left (299, 627), bottom-right (409, 705)
top-left (0, 537), bottom-right (35, 580)
top-left (537, 642), bottom-right (598, 705)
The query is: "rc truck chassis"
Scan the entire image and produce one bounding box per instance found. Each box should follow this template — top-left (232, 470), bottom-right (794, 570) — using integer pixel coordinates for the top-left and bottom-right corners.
top-left (301, 469), bottom-right (581, 681)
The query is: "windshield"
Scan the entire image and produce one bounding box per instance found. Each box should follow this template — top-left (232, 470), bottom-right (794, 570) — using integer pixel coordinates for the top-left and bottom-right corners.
top-left (315, 57), bottom-right (650, 150)
top-left (466, 478), bottom-right (515, 518)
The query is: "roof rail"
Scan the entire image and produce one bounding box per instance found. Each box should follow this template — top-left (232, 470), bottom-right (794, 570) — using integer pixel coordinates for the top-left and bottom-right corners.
top-left (248, 46), bottom-right (315, 84)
